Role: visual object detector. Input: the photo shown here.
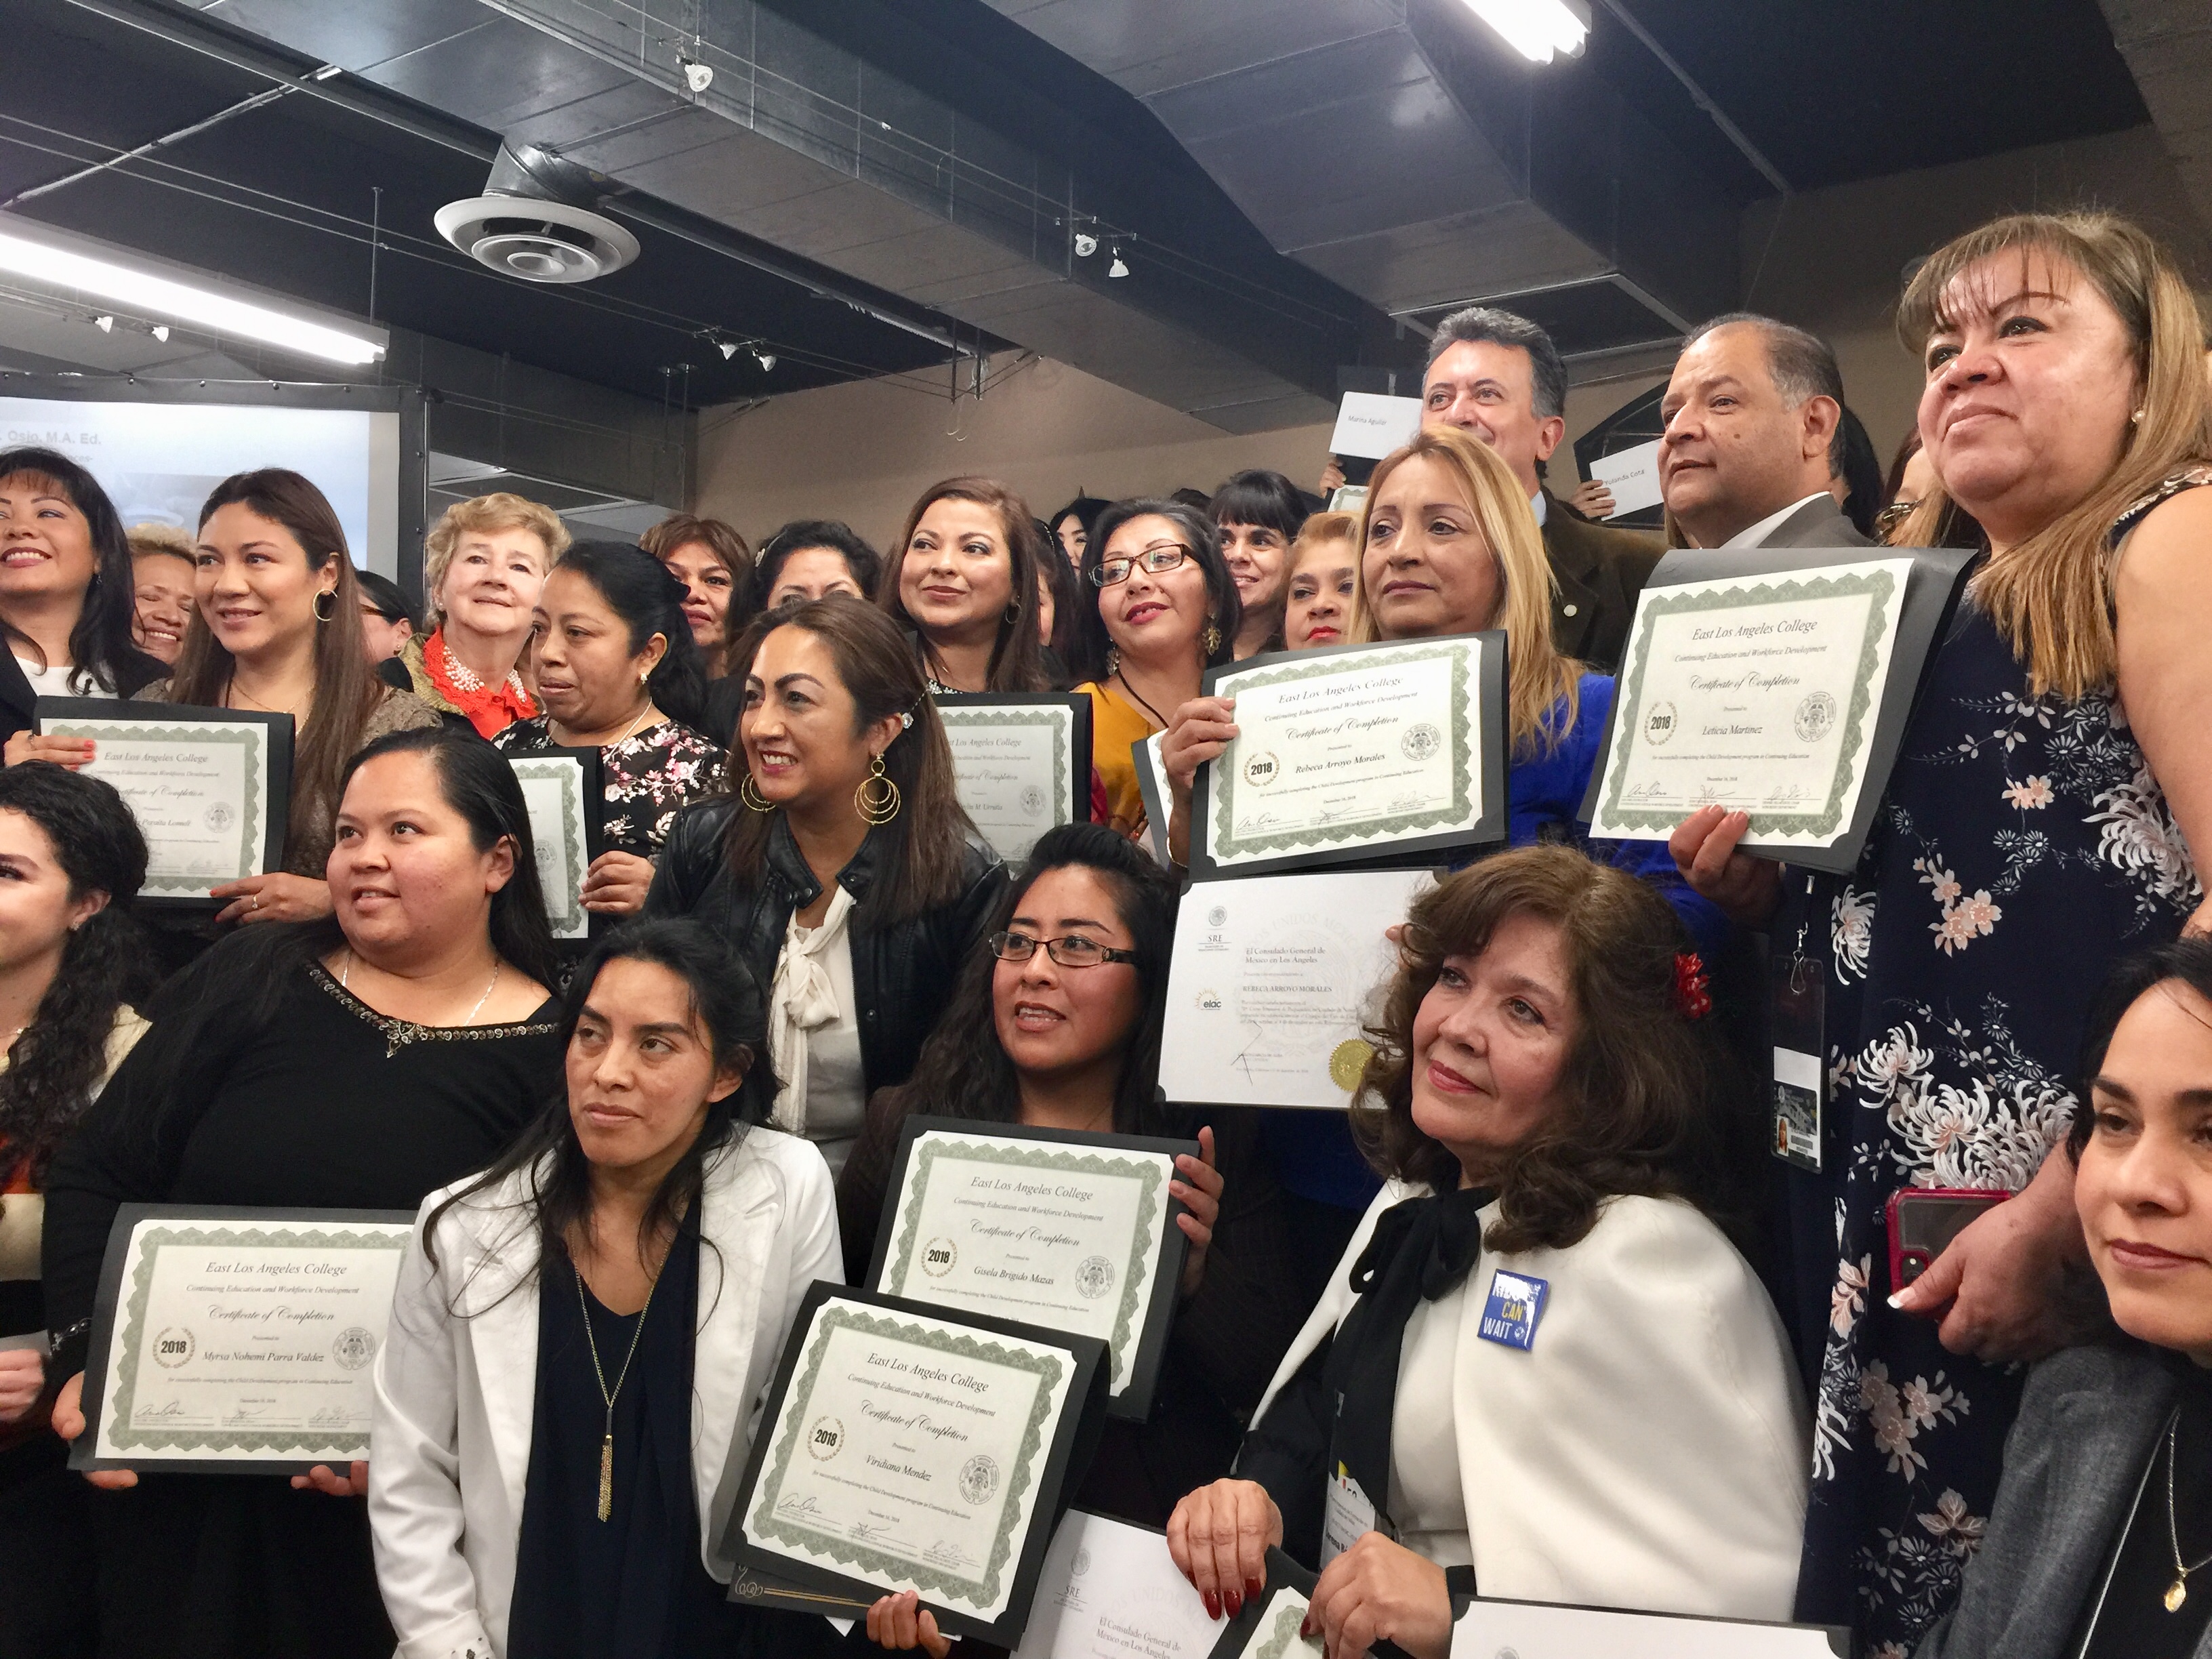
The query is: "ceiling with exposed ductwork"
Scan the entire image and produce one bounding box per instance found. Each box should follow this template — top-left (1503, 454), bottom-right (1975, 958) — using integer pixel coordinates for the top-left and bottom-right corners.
top-left (0, 0), bottom-right (2178, 438)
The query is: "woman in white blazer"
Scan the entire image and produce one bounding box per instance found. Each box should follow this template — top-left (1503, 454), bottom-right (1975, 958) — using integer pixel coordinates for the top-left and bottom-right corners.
top-left (369, 918), bottom-right (843, 1659)
top-left (1166, 846), bottom-right (1807, 1659)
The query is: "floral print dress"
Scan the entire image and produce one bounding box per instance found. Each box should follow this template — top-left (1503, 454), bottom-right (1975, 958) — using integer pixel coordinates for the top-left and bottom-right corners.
top-left (1785, 470), bottom-right (2208, 1654)
top-left (494, 716), bottom-right (729, 856)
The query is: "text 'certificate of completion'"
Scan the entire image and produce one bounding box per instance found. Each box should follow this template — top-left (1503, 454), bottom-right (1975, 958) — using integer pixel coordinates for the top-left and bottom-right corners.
top-left (872, 1122), bottom-right (1187, 1416)
top-left (1591, 558), bottom-right (1914, 853)
top-left (1160, 868), bottom-right (1431, 1110)
top-left (39, 699), bottom-right (289, 900)
top-left (937, 695), bottom-right (1091, 865)
top-left (74, 1206), bottom-right (414, 1473)
top-left (739, 1292), bottom-right (1083, 1631)
top-left (1197, 635), bottom-right (1504, 876)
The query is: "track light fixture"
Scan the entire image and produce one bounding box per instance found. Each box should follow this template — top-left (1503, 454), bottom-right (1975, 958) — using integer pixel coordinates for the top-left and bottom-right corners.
top-left (754, 348), bottom-right (777, 372)
top-left (1108, 247), bottom-right (1129, 279)
top-left (92, 314), bottom-right (113, 332)
top-left (717, 338), bottom-right (739, 360)
top-left (150, 325), bottom-right (169, 342)
top-left (1073, 232), bottom-right (1098, 259)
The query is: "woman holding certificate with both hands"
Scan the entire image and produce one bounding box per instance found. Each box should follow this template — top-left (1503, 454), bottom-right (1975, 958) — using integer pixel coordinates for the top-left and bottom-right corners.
top-left (1166, 847), bottom-right (1803, 1656)
top-left (41, 726), bottom-right (563, 1659)
top-left (371, 919), bottom-right (841, 1659)
top-left (1668, 211), bottom-right (2212, 1649)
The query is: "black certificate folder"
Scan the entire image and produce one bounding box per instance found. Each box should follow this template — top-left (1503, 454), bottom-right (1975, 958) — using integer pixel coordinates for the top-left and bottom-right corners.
top-left (36, 697), bottom-right (293, 905)
top-left (729, 1284), bottom-right (1109, 1647)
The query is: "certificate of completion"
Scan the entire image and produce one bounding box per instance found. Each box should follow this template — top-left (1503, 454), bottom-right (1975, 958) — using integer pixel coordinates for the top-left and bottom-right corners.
top-left (38, 699), bottom-right (290, 901)
top-left (869, 1121), bottom-right (1189, 1418)
top-left (507, 750), bottom-right (599, 941)
top-left (735, 1286), bottom-right (1105, 1643)
top-left (74, 1205), bottom-right (414, 1473)
top-left (1204, 1551), bottom-right (1323, 1659)
top-left (1197, 635), bottom-right (1505, 876)
top-left (1591, 558), bottom-right (1915, 853)
top-left (1159, 869), bottom-right (1431, 1110)
top-left (937, 695), bottom-right (1092, 865)
top-left (1013, 1510), bottom-right (1218, 1659)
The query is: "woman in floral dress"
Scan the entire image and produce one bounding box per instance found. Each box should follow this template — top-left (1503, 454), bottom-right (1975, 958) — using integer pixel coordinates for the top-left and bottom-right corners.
top-left (497, 544), bottom-right (726, 920)
top-left (1674, 212), bottom-right (2212, 1655)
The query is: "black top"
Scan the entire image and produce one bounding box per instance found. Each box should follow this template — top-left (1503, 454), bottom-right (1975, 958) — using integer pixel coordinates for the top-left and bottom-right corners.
top-left (43, 948), bottom-right (562, 1342)
top-left (495, 715), bottom-right (729, 857)
top-left (2072, 1366), bottom-right (2212, 1659)
top-left (510, 1216), bottom-right (755, 1658)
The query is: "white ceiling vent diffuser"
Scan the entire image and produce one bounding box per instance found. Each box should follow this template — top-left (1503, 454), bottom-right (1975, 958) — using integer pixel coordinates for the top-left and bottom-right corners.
top-left (435, 143), bottom-right (639, 285)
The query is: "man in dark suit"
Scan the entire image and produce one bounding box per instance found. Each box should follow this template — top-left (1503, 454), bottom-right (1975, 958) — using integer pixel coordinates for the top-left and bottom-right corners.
top-left (1324, 306), bottom-right (1663, 670)
top-left (1659, 312), bottom-right (1872, 551)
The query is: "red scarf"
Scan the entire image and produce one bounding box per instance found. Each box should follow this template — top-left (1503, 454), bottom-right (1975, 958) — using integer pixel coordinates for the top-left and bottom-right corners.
top-left (422, 628), bottom-right (536, 738)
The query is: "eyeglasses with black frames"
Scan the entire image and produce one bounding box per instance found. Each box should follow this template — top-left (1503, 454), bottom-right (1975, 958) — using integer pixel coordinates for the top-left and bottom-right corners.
top-left (988, 930), bottom-right (1140, 968)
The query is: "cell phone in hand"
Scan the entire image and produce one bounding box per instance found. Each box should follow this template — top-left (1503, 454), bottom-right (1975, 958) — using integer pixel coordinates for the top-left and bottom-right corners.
top-left (1886, 1187), bottom-right (2010, 1292)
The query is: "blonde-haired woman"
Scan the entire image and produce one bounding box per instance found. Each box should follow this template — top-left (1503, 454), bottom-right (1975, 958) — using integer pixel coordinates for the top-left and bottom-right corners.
top-left (382, 492), bottom-right (567, 737)
top-left (1668, 211), bottom-right (2212, 1652)
top-left (1159, 426), bottom-right (1715, 1322)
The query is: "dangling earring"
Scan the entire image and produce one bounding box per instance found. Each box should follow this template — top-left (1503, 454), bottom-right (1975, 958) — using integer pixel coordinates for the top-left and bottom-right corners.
top-left (855, 754), bottom-right (901, 825)
top-left (312, 588), bottom-right (336, 623)
top-left (739, 772), bottom-right (773, 813)
top-left (1004, 601), bottom-right (1023, 627)
top-left (1105, 644), bottom-right (1122, 676)
top-left (1201, 621), bottom-right (1222, 657)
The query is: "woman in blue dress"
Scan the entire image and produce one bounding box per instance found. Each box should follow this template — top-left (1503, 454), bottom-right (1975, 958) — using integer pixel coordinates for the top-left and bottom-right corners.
top-left (1673, 211), bottom-right (2212, 1655)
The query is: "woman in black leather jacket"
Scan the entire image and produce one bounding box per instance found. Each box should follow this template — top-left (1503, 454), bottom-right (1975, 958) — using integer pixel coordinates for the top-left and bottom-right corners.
top-left (644, 595), bottom-right (1004, 1178)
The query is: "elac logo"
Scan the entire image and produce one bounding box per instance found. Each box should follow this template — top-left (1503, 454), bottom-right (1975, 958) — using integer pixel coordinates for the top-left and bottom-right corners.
top-left (1477, 1269), bottom-right (1548, 1351)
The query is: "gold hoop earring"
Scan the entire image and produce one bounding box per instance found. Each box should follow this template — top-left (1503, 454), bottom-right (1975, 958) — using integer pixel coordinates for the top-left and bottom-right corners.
top-left (855, 754), bottom-right (901, 825)
top-left (312, 588), bottom-right (336, 623)
top-left (739, 772), bottom-right (773, 813)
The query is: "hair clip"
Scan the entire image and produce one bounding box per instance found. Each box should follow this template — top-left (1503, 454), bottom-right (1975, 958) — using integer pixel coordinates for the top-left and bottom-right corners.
top-left (1674, 952), bottom-right (1713, 1021)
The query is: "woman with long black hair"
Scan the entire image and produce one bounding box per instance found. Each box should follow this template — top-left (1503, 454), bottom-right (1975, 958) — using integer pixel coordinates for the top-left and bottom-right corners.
top-left (0, 448), bottom-right (165, 763)
top-left (497, 542), bottom-right (728, 920)
top-left (43, 726), bottom-right (564, 1659)
top-left (371, 918), bottom-right (840, 1659)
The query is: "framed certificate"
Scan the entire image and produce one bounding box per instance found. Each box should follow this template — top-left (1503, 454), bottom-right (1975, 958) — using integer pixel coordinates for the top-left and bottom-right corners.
top-left (1193, 634), bottom-right (1507, 877)
top-left (1204, 1549), bottom-right (1321, 1659)
top-left (505, 747), bottom-right (604, 942)
top-left (865, 1118), bottom-right (1193, 1420)
top-left (1586, 546), bottom-right (1977, 874)
top-left (37, 698), bottom-right (292, 905)
top-left (729, 1284), bottom-right (1109, 1646)
top-left (1451, 1596), bottom-right (1849, 1656)
top-left (937, 695), bottom-right (1093, 864)
top-left (71, 1204), bottom-right (415, 1475)
top-left (1013, 1509), bottom-right (1218, 1659)
top-left (1158, 868), bottom-right (1432, 1111)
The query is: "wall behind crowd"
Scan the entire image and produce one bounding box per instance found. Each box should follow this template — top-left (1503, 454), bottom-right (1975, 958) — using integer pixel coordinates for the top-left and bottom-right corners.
top-left (693, 122), bottom-right (2212, 552)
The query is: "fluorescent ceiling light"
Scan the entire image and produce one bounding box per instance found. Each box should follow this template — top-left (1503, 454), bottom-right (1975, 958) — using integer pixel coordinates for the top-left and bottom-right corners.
top-left (0, 220), bottom-right (384, 365)
top-left (1463, 0), bottom-right (1589, 62)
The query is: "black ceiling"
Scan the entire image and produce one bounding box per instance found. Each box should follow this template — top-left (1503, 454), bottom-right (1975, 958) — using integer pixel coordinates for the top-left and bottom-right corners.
top-left (1582, 0), bottom-right (2149, 204)
top-left (0, 0), bottom-right (972, 402)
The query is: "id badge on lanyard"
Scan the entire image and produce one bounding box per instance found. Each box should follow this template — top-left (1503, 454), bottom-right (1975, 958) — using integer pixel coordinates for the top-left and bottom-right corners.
top-left (1322, 1385), bottom-right (1397, 1569)
top-left (1771, 873), bottom-right (1827, 1172)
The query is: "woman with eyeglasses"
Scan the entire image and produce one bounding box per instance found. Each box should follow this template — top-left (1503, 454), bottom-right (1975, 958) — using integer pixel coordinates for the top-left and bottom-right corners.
top-left (1069, 499), bottom-right (1242, 846)
top-left (844, 825), bottom-right (1304, 1654)
top-left (644, 596), bottom-right (1004, 1179)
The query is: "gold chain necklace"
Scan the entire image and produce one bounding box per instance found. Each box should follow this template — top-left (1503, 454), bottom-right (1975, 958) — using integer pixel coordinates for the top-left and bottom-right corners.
top-left (2164, 1409), bottom-right (2212, 1610)
top-left (576, 1256), bottom-right (663, 1521)
top-left (340, 949), bottom-right (501, 1024)
top-left (553, 701), bottom-right (656, 751)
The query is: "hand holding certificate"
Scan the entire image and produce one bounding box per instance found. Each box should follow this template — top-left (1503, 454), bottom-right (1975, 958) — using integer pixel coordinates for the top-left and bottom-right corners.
top-left (867, 1120), bottom-right (1191, 1418)
top-left (1013, 1511), bottom-right (1218, 1659)
top-left (937, 695), bottom-right (1092, 864)
top-left (37, 699), bottom-right (292, 902)
top-left (731, 1285), bottom-right (1107, 1646)
top-left (71, 1204), bottom-right (414, 1474)
top-left (506, 749), bottom-right (602, 941)
top-left (1587, 547), bottom-right (1976, 873)
top-left (1195, 636), bottom-right (1506, 876)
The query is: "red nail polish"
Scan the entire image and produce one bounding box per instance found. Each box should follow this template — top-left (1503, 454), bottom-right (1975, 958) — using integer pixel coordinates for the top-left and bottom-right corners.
top-left (1248, 1576), bottom-right (1265, 1601)
top-left (1204, 1590), bottom-right (1222, 1620)
top-left (1225, 1589), bottom-right (1243, 1618)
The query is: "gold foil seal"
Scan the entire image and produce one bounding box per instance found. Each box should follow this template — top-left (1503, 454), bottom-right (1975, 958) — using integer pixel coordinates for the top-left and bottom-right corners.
top-left (1328, 1038), bottom-right (1374, 1092)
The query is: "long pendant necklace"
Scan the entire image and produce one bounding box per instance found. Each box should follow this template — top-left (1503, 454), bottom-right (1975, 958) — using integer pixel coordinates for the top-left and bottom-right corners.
top-left (577, 1256), bottom-right (661, 1521)
top-left (1113, 669), bottom-right (1170, 731)
top-left (2164, 1409), bottom-right (2212, 1610)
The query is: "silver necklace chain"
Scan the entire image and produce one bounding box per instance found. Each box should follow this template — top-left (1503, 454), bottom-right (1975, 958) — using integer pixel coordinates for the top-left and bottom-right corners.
top-left (341, 948), bottom-right (501, 1025)
top-left (2164, 1409), bottom-right (2212, 1610)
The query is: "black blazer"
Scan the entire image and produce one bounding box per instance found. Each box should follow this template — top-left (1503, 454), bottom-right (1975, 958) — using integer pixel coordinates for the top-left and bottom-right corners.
top-left (0, 646), bottom-right (163, 747)
top-left (1540, 493), bottom-right (1664, 674)
top-left (643, 799), bottom-right (1006, 1101)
